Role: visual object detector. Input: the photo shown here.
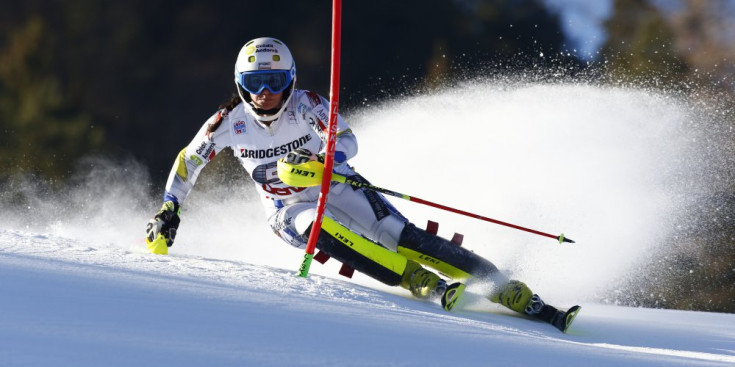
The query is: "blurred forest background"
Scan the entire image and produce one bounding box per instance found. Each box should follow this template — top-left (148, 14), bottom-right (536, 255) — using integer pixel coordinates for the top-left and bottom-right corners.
top-left (0, 0), bottom-right (733, 312)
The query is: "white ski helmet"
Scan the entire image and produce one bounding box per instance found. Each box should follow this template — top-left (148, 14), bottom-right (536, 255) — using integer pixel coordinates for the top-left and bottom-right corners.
top-left (234, 37), bottom-right (297, 122)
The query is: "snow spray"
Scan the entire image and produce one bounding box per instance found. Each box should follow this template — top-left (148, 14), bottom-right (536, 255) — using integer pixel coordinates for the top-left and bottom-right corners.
top-left (1, 80), bottom-right (730, 307)
top-left (348, 80), bottom-right (730, 305)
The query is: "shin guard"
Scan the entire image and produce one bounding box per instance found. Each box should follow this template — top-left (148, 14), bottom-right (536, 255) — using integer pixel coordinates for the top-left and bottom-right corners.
top-left (313, 217), bottom-right (465, 310)
top-left (314, 216), bottom-right (409, 286)
top-left (397, 223), bottom-right (504, 281)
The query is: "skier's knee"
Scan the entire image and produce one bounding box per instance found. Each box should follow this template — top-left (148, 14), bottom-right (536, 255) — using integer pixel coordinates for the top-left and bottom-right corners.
top-left (268, 203), bottom-right (321, 249)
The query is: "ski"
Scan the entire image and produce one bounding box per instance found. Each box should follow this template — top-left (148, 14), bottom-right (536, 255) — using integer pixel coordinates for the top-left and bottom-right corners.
top-left (549, 305), bottom-right (581, 333)
top-left (441, 282), bottom-right (466, 311)
top-left (528, 302), bottom-right (581, 333)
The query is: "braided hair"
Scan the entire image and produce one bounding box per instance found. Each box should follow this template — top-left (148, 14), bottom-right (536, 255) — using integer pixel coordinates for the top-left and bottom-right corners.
top-left (206, 93), bottom-right (242, 134)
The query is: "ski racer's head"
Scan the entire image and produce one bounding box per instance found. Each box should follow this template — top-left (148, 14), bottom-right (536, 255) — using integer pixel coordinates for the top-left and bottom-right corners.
top-left (234, 37), bottom-right (296, 122)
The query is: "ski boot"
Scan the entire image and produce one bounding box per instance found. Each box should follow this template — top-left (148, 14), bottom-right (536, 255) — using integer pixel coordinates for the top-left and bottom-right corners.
top-left (490, 280), bottom-right (534, 313)
top-left (401, 260), bottom-right (465, 311)
top-left (490, 280), bottom-right (580, 333)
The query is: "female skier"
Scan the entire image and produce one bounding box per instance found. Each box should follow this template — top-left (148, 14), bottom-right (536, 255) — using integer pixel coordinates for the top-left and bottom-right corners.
top-left (145, 37), bottom-right (579, 332)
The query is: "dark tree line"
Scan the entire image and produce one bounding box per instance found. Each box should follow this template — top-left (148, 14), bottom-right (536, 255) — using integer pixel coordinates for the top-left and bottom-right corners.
top-left (599, 0), bottom-right (735, 313)
top-left (0, 0), bottom-right (567, 179)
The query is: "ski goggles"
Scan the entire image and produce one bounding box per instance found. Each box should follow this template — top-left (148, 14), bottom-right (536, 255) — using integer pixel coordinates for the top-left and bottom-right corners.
top-left (237, 70), bottom-right (293, 95)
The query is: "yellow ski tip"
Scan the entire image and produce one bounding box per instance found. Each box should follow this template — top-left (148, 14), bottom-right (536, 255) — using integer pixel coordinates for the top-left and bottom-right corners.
top-left (562, 305), bottom-right (582, 333)
top-left (441, 282), bottom-right (466, 311)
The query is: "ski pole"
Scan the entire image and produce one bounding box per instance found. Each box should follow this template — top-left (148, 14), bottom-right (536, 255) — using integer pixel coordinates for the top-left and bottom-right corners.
top-left (277, 160), bottom-right (575, 244)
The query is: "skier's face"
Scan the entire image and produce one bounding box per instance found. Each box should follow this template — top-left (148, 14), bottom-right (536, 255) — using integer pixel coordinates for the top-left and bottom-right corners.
top-left (250, 89), bottom-right (283, 111)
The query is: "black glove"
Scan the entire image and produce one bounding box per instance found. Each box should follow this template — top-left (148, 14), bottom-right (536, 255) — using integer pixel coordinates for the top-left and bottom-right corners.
top-left (284, 148), bottom-right (323, 165)
top-left (145, 201), bottom-right (181, 254)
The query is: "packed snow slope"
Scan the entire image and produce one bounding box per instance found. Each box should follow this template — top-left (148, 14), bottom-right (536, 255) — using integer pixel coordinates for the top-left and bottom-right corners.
top-left (2, 230), bottom-right (734, 367)
top-left (1, 82), bottom-right (733, 366)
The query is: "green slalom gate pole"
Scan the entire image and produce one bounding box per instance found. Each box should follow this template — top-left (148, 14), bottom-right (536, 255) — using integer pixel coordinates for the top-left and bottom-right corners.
top-left (299, 0), bottom-right (342, 277)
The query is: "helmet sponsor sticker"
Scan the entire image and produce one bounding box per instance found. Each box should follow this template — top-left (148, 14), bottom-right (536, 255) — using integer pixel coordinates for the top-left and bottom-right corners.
top-left (255, 44), bottom-right (278, 53)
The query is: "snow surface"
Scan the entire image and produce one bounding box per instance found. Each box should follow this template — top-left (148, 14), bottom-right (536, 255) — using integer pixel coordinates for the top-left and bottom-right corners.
top-left (2, 83), bottom-right (734, 366)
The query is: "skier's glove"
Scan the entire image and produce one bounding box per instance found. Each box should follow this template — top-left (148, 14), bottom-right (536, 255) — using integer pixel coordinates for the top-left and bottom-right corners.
top-left (145, 201), bottom-right (181, 255)
top-left (284, 148), bottom-right (346, 166)
top-left (284, 148), bottom-right (322, 165)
